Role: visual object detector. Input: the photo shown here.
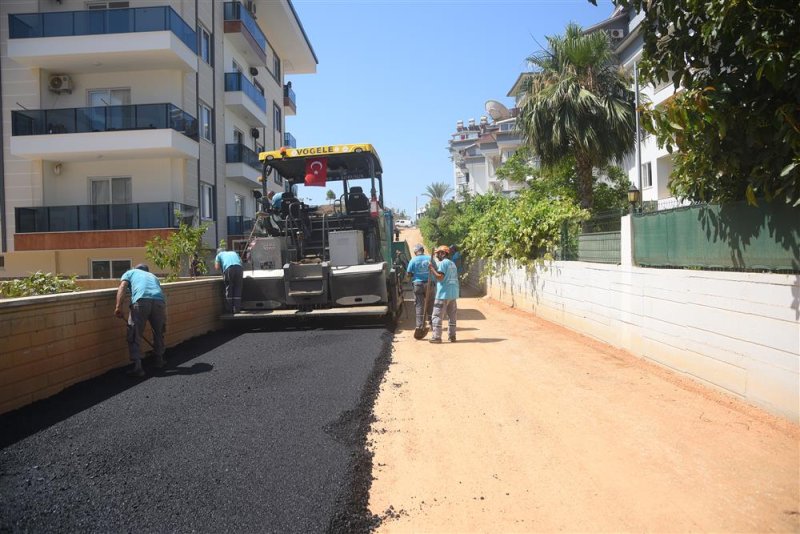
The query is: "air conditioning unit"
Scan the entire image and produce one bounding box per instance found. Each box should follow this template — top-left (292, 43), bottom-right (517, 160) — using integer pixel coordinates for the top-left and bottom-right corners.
top-left (249, 67), bottom-right (259, 77)
top-left (609, 28), bottom-right (625, 39)
top-left (246, 0), bottom-right (256, 16)
top-left (251, 128), bottom-right (260, 139)
top-left (48, 75), bottom-right (72, 94)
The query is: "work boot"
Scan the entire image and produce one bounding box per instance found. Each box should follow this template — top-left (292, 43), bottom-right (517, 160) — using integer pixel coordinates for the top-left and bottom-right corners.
top-left (126, 364), bottom-right (145, 378)
top-left (449, 335), bottom-right (457, 343)
top-left (429, 338), bottom-right (442, 344)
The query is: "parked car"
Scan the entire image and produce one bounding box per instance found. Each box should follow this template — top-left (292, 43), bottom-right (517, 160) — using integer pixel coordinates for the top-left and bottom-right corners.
top-left (396, 219), bottom-right (413, 228)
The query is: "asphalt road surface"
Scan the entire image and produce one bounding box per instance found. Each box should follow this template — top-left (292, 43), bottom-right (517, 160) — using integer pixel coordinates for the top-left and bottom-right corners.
top-left (0, 319), bottom-right (393, 533)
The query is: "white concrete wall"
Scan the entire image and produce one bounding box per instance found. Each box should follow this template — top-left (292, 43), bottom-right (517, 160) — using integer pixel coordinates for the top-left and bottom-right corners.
top-left (478, 260), bottom-right (800, 422)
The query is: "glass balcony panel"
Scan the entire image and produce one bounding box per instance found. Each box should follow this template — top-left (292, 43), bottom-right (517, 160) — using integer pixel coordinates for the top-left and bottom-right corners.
top-left (106, 8), bottom-right (134, 33)
top-left (75, 107), bottom-right (106, 133)
top-left (135, 7), bottom-right (166, 33)
top-left (48, 206), bottom-right (79, 231)
top-left (9, 14), bottom-right (41, 38)
top-left (136, 104), bottom-right (166, 129)
top-left (16, 207), bottom-right (48, 232)
top-left (111, 204), bottom-right (137, 229)
top-left (226, 143), bottom-right (260, 170)
top-left (45, 109), bottom-right (76, 134)
top-left (73, 10), bottom-right (106, 35)
top-left (138, 203), bottom-right (171, 228)
top-left (225, 73), bottom-right (267, 112)
top-left (42, 12), bottom-right (74, 37)
top-left (79, 205), bottom-right (110, 231)
top-left (107, 105), bottom-right (136, 131)
top-left (283, 132), bottom-right (297, 148)
top-left (12, 110), bottom-right (44, 136)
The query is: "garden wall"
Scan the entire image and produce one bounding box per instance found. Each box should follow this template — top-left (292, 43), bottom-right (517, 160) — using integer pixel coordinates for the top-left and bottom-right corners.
top-left (475, 260), bottom-right (799, 422)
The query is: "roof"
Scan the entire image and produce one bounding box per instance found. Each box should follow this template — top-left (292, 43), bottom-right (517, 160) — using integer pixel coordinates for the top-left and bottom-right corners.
top-left (259, 144), bottom-right (383, 183)
top-left (507, 73), bottom-right (534, 98)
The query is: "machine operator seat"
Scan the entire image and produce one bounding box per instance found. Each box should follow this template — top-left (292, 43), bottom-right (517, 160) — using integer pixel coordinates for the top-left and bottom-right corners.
top-left (346, 186), bottom-right (370, 214)
top-left (279, 192), bottom-right (298, 218)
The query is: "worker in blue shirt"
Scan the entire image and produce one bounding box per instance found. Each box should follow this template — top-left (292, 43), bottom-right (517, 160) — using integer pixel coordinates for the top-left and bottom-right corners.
top-left (215, 248), bottom-right (243, 314)
top-left (428, 245), bottom-right (460, 343)
top-left (405, 243), bottom-right (433, 331)
top-left (450, 245), bottom-right (463, 275)
top-left (114, 264), bottom-right (166, 377)
top-left (267, 190), bottom-right (284, 212)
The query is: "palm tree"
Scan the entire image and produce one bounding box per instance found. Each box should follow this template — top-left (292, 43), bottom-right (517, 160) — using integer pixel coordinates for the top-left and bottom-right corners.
top-left (423, 182), bottom-right (453, 208)
top-left (518, 23), bottom-right (636, 210)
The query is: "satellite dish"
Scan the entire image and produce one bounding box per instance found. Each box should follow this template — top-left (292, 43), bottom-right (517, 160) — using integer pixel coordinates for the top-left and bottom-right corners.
top-left (485, 100), bottom-right (511, 121)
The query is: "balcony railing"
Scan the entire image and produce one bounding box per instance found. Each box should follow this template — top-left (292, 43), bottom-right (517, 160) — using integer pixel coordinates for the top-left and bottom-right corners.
top-left (225, 143), bottom-right (261, 170)
top-left (15, 202), bottom-right (196, 233)
top-left (224, 72), bottom-right (267, 112)
top-left (223, 2), bottom-right (266, 52)
top-left (8, 6), bottom-right (197, 53)
top-left (283, 84), bottom-right (296, 107)
top-left (11, 103), bottom-right (198, 140)
top-left (283, 132), bottom-right (296, 148)
top-left (227, 215), bottom-right (254, 236)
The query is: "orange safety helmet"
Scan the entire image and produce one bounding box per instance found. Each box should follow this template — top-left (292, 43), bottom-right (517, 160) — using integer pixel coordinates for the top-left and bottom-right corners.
top-left (434, 245), bottom-right (450, 255)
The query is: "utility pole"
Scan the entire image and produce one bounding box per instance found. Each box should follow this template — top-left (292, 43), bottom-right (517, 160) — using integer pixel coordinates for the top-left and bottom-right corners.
top-left (634, 61), bottom-right (642, 194)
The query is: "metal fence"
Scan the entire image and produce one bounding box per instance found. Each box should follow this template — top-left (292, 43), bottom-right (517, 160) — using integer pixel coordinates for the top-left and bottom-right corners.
top-left (633, 201), bottom-right (799, 272)
top-left (570, 210), bottom-right (623, 264)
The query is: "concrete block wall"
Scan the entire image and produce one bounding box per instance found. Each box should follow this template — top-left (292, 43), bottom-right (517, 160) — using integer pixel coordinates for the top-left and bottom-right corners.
top-left (476, 259), bottom-right (800, 422)
top-left (0, 279), bottom-right (224, 415)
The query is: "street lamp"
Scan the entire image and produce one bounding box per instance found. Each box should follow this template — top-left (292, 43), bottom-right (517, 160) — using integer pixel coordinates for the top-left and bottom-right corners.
top-left (627, 183), bottom-right (641, 213)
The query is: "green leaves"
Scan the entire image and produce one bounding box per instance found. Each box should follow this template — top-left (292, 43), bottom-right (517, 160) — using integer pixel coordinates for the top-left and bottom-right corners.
top-left (145, 211), bottom-right (210, 282)
top-left (0, 271), bottom-right (79, 298)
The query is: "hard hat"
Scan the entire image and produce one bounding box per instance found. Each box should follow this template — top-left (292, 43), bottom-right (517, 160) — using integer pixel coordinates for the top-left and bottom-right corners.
top-left (435, 245), bottom-right (450, 254)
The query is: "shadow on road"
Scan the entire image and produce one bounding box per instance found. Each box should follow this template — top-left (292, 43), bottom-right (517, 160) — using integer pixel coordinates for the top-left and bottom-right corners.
top-left (0, 330), bottom-right (237, 449)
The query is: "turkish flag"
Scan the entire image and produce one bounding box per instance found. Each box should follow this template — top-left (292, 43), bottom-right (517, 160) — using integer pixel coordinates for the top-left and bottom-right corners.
top-left (304, 157), bottom-right (328, 187)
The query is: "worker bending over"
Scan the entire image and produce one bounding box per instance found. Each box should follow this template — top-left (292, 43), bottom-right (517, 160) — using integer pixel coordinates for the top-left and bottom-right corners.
top-left (428, 245), bottom-right (460, 343)
top-left (215, 247), bottom-right (243, 314)
top-left (114, 264), bottom-right (166, 377)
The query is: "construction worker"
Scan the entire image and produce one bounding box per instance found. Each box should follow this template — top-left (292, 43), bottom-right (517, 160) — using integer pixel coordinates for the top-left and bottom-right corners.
top-left (427, 245), bottom-right (460, 343)
top-left (406, 243), bottom-right (432, 331)
top-left (267, 190), bottom-right (283, 212)
top-left (215, 247), bottom-right (243, 314)
top-left (450, 244), bottom-right (463, 275)
top-left (114, 264), bottom-right (166, 378)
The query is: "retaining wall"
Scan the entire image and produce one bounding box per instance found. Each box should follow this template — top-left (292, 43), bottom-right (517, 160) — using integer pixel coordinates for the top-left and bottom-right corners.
top-left (0, 278), bottom-right (224, 415)
top-left (476, 260), bottom-right (800, 422)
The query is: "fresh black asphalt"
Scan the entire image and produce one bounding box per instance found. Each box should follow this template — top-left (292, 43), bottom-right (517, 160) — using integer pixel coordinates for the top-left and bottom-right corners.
top-left (0, 319), bottom-right (394, 533)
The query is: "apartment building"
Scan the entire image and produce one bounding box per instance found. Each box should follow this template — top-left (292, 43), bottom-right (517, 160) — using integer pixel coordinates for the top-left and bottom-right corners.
top-left (584, 5), bottom-right (680, 208)
top-left (448, 96), bottom-right (525, 201)
top-left (0, 0), bottom-right (316, 278)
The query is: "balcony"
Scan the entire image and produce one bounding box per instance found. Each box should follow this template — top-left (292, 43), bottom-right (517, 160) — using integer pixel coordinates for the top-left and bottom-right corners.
top-left (15, 202), bottom-right (195, 233)
top-left (224, 72), bottom-right (267, 127)
top-left (283, 132), bottom-right (297, 148)
top-left (283, 84), bottom-right (297, 116)
top-left (223, 2), bottom-right (267, 66)
top-left (225, 143), bottom-right (262, 185)
top-left (227, 216), bottom-right (254, 237)
top-left (8, 6), bottom-right (197, 73)
top-left (10, 103), bottom-right (199, 162)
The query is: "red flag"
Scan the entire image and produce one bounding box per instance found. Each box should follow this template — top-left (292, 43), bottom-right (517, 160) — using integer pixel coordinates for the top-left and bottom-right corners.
top-left (304, 157), bottom-right (328, 187)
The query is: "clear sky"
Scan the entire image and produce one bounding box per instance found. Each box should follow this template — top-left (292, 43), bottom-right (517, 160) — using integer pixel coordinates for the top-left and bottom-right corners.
top-left (286, 0), bottom-right (614, 219)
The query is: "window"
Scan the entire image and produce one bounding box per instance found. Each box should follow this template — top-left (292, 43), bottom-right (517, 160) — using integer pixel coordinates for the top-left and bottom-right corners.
top-left (88, 88), bottom-right (130, 106)
top-left (641, 162), bottom-right (653, 188)
top-left (232, 59), bottom-right (242, 73)
top-left (200, 183), bottom-right (214, 220)
top-left (91, 259), bottom-right (131, 279)
top-left (233, 128), bottom-right (243, 145)
top-left (199, 103), bottom-right (212, 141)
top-left (273, 172), bottom-right (283, 186)
top-left (199, 27), bottom-right (211, 65)
top-left (273, 103), bottom-right (282, 133)
top-left (0, 256), bottom-right (4, 270)
top-left (273, 53), bottom-right (281, 81)
top-left (234, 194), bottom-right (245, 217)
top-left (90, 177), bottom-right (131, 204)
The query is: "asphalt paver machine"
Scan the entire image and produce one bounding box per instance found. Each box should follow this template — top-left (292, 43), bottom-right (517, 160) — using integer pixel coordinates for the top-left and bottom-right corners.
top-left (222, 143), bottom-right (404, 323)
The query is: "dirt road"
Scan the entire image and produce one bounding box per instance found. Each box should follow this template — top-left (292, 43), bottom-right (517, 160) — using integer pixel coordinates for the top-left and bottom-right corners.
top-left (369, 228), bottom-right (799, 533)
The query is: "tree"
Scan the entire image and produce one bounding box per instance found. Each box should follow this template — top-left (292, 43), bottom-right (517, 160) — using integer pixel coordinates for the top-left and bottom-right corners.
top-left (145, 212), bottom-right (210, 282)
top-left (326, 189), bottom-right (336, 204)
top-left (518, 23), bottom-right (636, 210)
top-left (423, 182), bottom-right (453, 209)
top-left (588, 0), bottom-right (800, 206)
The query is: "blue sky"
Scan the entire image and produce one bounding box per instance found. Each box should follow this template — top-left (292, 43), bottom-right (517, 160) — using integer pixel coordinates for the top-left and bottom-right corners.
top-left (287, 0), bottom-right (614, 218)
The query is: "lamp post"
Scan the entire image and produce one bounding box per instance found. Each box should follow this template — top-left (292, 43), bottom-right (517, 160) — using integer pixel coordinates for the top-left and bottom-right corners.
top-left (627, 183), bottom-right (641, 214)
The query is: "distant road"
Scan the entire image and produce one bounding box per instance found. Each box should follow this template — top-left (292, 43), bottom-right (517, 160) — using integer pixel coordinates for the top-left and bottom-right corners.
top-left (0, 322), bottom-right (392, 533)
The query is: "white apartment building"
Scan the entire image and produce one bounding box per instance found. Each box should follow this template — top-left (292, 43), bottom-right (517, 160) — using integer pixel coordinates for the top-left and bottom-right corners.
top-left (584, 6), bottom-right (680, 208)
top-left (0, 0), bottom-right (316, 278)
top-left (448, 96), bottom-right (525, 202)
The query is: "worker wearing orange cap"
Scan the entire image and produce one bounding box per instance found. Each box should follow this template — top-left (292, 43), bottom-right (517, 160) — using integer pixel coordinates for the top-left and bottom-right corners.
top-left (427, 245), bottom-right (460, 343)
